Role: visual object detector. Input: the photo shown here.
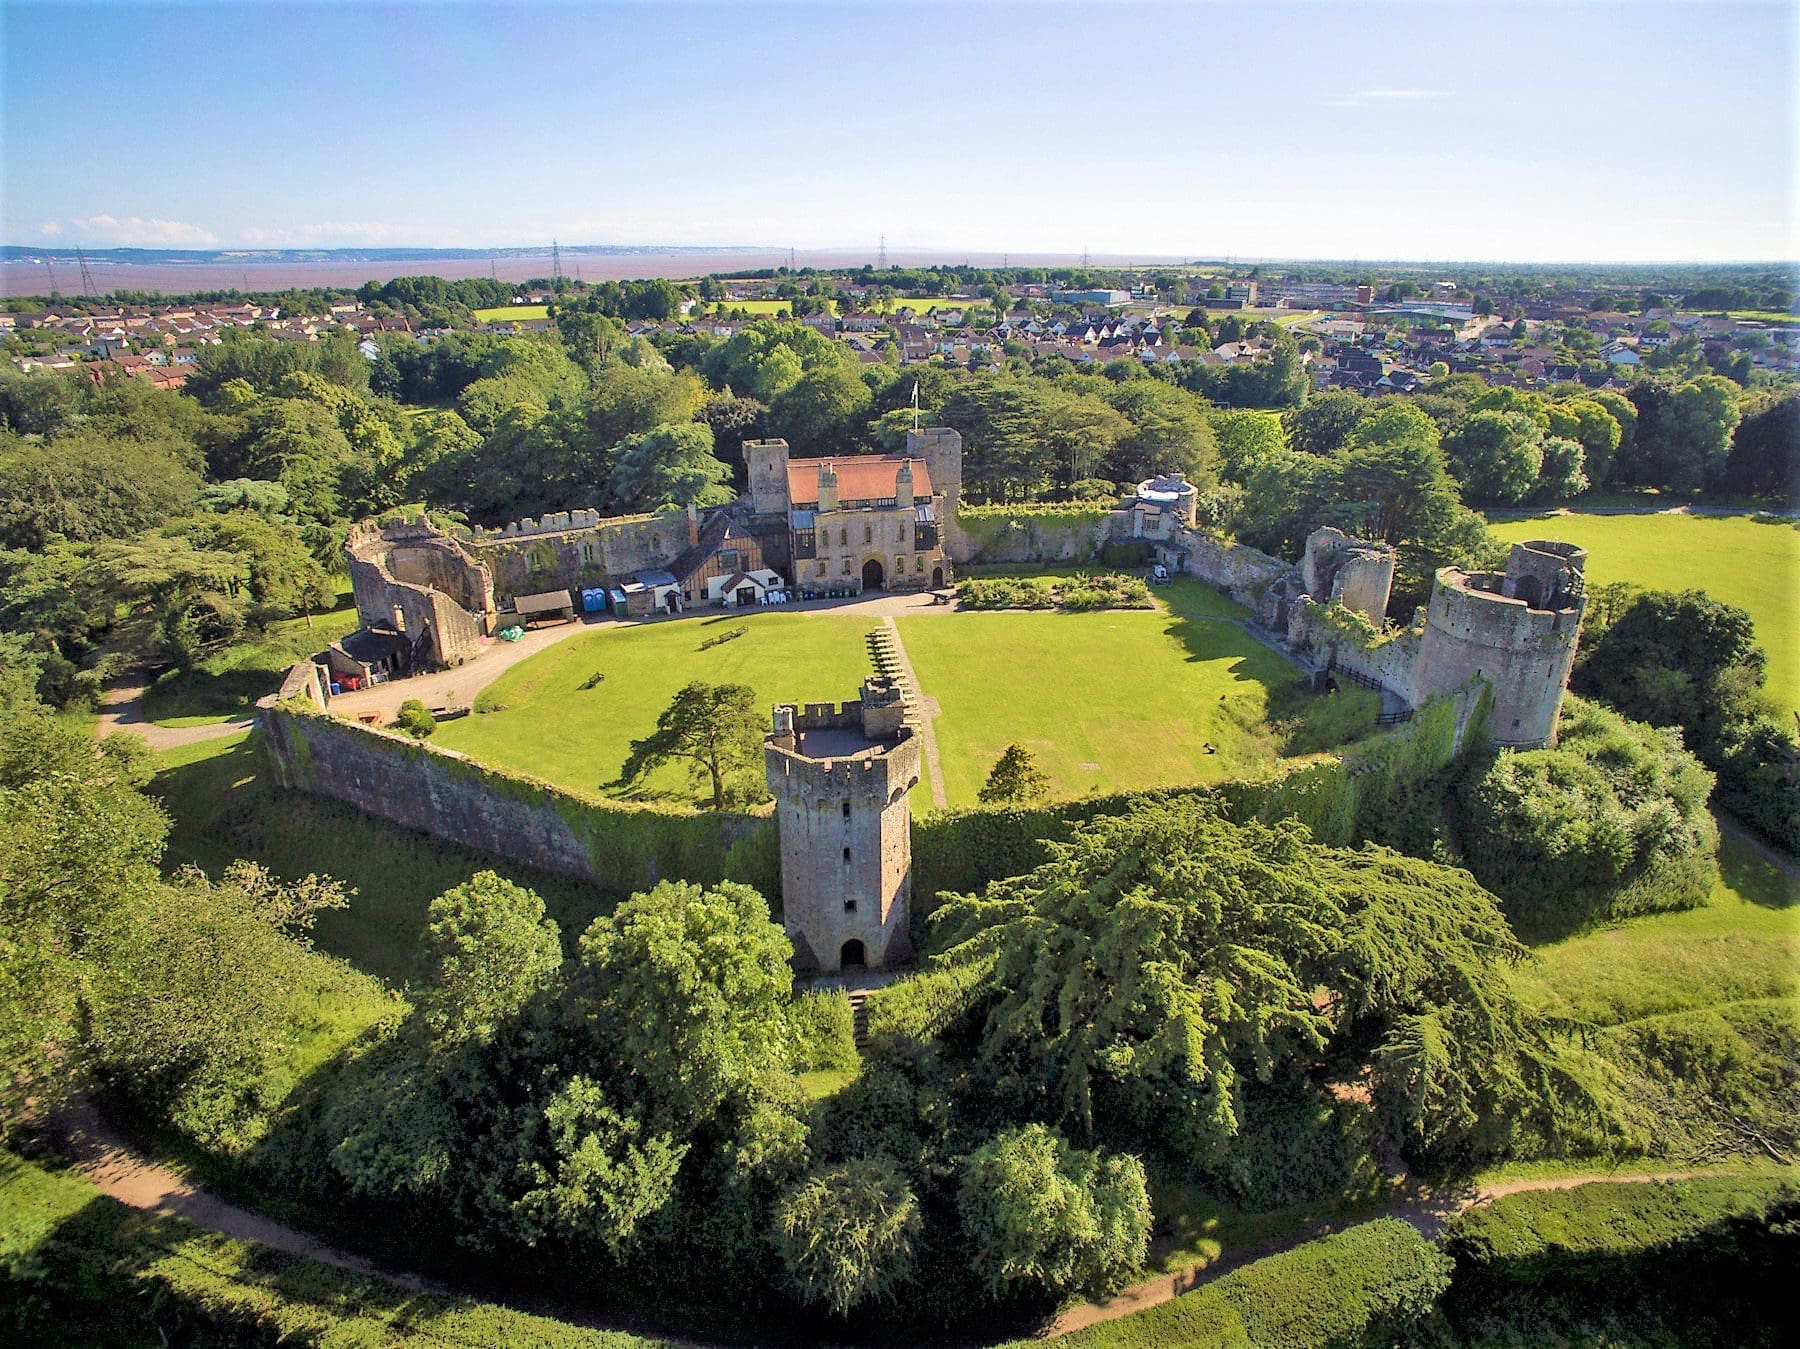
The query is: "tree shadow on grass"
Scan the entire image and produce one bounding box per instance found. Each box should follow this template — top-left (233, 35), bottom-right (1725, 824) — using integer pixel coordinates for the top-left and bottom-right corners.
top-left (150, 731), bottom-right (617, 983)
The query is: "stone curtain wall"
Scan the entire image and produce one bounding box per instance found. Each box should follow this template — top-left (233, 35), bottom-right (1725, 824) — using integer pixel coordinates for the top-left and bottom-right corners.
top-left (1171, 529), bottom-right (1293, 609)
top-left (466, 512), bottom-right (692, 602)
top-left (262, 705), bottom-right (775, 899)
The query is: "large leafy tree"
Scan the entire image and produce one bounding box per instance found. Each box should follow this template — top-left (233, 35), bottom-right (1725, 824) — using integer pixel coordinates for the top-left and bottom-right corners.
top-left (0, 709), bottom-right (166, 1125)
top-left (1282, 387), bottom-right (1367, 457)
top-left (766, 365), bottom-right (874, 457)
top-left (0, 431), bottom-right (201, 549)
top-left (607, 422), bottom-right (734, 512)
top-left (1097, 379), bottom-right (1219, 489)
top-left (1576, 588), bottom-right (1764, 760)
top-left (930, 801), bottom-right (1597, 1169)
top-left (416, 871), bottom-right (564, 1050)
top-left (1444, 409), bottom-right (1546, 504)
top-left (618, 680), bottom-right (765, 810)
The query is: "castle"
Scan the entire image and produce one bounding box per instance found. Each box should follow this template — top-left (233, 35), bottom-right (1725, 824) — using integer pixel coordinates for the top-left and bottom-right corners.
top-left (747, 427), bottom-right (962, 595)
top-left (764, 677), bottom-right (921, 973)
top-left (1256, 527), bottom-right (1587, 749)
top-left (332, 428), bottom-right (965, 683)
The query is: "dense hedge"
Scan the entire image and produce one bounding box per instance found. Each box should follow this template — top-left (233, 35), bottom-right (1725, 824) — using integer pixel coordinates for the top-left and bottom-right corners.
top-left (789, 989), bottom-right (858, 1074)
top-left (0, 1151), bottom-right (658, 1347)
top-left (1045, 1218), bottom-right (1451, 1349)
top-left (863, 957), bottom-right (995, 1041)
top-left (1437, 1176), bottom-right (1797, 1344)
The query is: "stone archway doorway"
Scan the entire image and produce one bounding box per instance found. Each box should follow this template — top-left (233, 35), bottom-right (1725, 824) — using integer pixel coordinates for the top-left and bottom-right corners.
top-left (861, 558), bottom-right (885, 591)
top-left (839, 939), bottom-right (867, 970)
top-left (931, 565), bottom-right (945, 588)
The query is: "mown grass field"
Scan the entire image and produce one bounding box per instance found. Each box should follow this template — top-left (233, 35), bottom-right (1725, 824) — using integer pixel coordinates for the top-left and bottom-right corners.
top-left (1488, 510), bottom-right (1800, 712)
top-left (471, 303), bottom-right (549, 322)
top-left (142, 586), bottom-right (359, 726)
top-left (709, 298), bottom-right (840, 316)
top-left (898, 580), bottom-right (1300, 806)
top-left (432, 611), bottom-right (881, 806)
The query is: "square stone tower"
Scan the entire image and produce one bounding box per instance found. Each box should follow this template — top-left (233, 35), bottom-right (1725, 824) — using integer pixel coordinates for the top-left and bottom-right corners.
top-left (746, 437), bottom-right (792, 518)
top-left (765, 678), bottom-right (921, 972)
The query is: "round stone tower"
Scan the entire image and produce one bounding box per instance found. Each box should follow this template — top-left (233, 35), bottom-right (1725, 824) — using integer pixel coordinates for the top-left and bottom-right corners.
top-left (1411, 540), bottom-right (1588, 748)
top-left (764, 678), bottom-right (921, 972)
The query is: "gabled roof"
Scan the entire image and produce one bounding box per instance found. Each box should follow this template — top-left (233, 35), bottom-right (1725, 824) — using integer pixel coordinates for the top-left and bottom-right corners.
top-left (787, 455), bottom-right (933, 506)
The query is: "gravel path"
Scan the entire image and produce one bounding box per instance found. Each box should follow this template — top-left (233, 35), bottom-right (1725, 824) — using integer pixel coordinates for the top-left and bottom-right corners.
top-left (95, 675), bottom-right (255, 751)
top-left (45, 1098), bottom-right (448, 1296)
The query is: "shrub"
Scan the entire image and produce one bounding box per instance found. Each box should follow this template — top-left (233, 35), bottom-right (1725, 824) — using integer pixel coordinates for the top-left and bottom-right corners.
top-left (1455, 695), bottom-right (1717, 938)
top-left (394, 698), bottom-right (437, 738)
top-left (772, 1157), bottom-right (921, 1315)
top-left (958, 1123), bottom-right (1151, 1301)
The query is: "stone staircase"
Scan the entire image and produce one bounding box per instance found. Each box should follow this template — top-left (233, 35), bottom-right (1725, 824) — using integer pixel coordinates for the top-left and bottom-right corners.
top-left (864, 627), bottom-right (919, 721)
top-left (846, 987), bottom-right (872, 1049)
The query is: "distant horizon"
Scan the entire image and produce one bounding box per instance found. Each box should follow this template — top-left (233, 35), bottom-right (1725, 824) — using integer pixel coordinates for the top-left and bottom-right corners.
top-left (3, 242), bottom-right (1793, 268)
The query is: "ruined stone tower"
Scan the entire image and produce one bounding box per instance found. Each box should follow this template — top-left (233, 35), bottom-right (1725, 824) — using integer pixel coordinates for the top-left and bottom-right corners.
top-left (765, 677), bottom-right (921, 972)
top-left (1412, 540), bottom-right (1588, 748)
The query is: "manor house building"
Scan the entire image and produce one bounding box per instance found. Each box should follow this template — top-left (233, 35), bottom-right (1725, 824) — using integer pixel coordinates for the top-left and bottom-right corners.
top-left (746, 429), bottom-right (961, 595)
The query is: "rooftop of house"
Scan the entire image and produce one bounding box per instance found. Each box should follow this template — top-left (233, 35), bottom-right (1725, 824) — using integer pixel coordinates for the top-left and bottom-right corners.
top-left (787, 454), bottom-right (934, 507)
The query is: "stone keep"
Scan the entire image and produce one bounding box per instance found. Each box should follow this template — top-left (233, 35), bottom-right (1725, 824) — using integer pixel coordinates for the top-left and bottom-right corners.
top-left (765, 678), bottom-right (920, 972)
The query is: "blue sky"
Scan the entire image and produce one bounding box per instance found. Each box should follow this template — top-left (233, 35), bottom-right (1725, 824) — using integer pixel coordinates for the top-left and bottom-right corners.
top-left (3, 0), bottom-right (1794, 261)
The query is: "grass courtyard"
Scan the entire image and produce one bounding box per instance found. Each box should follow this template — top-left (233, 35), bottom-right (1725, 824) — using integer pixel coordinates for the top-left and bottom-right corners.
top-left (1488, 510), bottom-right (1800, 712)
top-left (898, 580), bottom-right (1301, 806)
top-left (432, 611), bottom-right (881, 806)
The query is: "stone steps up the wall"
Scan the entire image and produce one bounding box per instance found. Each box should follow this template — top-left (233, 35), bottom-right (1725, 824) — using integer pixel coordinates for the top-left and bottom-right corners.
top-left (847, 988), bottom-right (872, 1049)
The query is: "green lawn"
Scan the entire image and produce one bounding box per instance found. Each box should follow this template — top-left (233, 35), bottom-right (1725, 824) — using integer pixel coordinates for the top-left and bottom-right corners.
top-left (1488, 511), bottom-right (1800, 713)
top-left (142, 587), bottom-right (358, 727)
top-left (1512, 826), bottom-right (1798, 1028)
top-left (471, 303), bottom-right (549, 322)
top-left (710, 298), bottom-right (840, 316)
top-left (898, 580), bottom-right (1300, 807)
top-left (433, 611), bottom-right (882, 806)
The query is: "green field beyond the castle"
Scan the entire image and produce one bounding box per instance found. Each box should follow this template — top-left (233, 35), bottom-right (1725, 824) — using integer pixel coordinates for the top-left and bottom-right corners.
top-left (429, 580), bottom-right (1301, 810)
top-left (1488, 510), bottom-right (1800, 713)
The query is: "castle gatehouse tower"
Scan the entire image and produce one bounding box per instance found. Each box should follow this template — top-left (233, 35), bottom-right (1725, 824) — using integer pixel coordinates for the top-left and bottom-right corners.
top-left (765, 678), bottom-right (921, 972)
